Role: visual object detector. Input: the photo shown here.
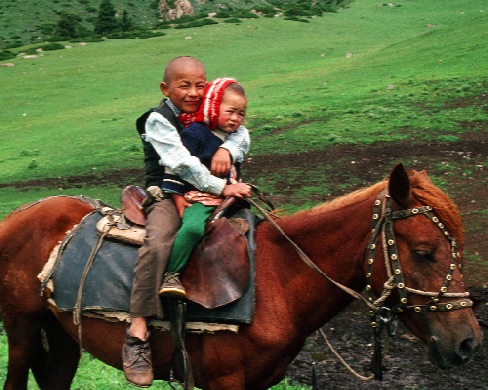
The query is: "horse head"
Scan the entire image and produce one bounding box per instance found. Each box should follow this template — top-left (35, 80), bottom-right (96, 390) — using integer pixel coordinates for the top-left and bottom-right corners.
top-left (367, 163), bottom-right (483, 371)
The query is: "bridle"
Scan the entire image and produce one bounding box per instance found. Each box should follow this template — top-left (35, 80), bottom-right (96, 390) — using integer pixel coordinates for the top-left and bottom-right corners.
top-left (248, 189), bottom-right (472, 315)
top-left (247, 186), bottom-right (473, 381)
top-left (364, 191), bottom-right (472, 315)
top-left (363, 190), bottom-right (472, 379)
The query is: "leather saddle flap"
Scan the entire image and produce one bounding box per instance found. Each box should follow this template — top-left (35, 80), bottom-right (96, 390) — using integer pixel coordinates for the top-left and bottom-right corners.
top-left (121, 185), bottom-right (147, 226)
top-left (182, 217), bottom-right (250, 309)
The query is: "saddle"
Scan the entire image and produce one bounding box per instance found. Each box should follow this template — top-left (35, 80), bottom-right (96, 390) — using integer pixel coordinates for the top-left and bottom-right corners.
top-left (98, 186), bottom-right (251, 309)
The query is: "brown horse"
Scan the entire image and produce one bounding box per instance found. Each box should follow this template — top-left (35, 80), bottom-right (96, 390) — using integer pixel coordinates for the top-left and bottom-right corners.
top-left (0, 164), bottom-right (482, 390)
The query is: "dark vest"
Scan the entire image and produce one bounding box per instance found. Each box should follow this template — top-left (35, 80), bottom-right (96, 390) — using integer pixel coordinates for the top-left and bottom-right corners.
top-left (135, 100), bottom-right (183, 188)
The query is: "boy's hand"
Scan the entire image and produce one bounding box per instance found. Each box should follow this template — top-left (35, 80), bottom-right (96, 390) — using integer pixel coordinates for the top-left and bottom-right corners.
top-left (211, 148), bottom-right (232, 177)
top-left (222, 183), bottom-right (251, 199)
top-left (172, 194), bottom-right (192, 218)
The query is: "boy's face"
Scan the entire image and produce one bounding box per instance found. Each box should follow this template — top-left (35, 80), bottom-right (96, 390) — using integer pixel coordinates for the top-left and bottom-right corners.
top-left (217, 90), bottom-right (247, 133)
top-left (160, 62), bottom-right (206, 114)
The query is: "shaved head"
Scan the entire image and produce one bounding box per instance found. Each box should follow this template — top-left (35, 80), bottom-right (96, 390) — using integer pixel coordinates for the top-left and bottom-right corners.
top-left (160, 56), bottom-right (207, 114)
top-left (163, 56), bottom-right (206, 84)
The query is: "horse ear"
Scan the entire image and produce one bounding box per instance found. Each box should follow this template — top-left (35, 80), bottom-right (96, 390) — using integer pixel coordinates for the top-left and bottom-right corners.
top-left (388, 163), bottom-right (410, 208)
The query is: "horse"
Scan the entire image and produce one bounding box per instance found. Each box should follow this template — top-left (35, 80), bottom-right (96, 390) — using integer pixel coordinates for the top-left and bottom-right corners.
top-left (0, 163), bottom-right (482, 390)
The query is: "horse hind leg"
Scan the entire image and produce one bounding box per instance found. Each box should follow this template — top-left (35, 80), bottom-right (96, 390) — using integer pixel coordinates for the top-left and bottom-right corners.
top-left (3, 313), bottom-right (80, 390)
top-left (31, 313), bottom-right (81, 390)
top-left (2, 315), bottom-right (46, 390)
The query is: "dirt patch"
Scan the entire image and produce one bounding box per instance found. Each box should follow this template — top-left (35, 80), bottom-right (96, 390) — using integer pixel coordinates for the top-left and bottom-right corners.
top-left (2, 124), bottom-right (487, 389)
top-left (286, 289), bottom-right (488, 390)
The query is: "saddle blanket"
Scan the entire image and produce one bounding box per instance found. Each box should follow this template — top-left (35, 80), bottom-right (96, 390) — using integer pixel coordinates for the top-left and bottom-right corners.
top-left (40, 208), bottom-right (258, 325)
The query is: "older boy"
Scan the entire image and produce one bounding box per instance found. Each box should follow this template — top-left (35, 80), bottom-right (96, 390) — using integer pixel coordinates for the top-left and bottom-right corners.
top-left (123, 57), bottom-right (251, 387)
top-left (160, 78), bottom-right (248, 298)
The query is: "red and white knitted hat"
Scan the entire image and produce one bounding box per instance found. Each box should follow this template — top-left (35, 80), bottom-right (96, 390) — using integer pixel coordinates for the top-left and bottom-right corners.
top-left (179, 77), bottom-right (237, 129)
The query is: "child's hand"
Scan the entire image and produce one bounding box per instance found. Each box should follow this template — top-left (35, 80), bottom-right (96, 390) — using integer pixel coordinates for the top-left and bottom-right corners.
top-left (222, 183), bottom-right (251, 199)
top-left (172, 194), bottom-right (192, 218)
top-left (210, 148), bottom-right (232, 177)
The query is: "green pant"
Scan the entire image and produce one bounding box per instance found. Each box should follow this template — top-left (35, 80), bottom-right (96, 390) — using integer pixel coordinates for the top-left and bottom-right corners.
top-left (166, 202), bottom-right (214, 274)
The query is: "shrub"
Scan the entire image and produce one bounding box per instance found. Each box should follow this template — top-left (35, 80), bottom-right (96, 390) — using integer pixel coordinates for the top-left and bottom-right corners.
top-left (0, 50), bottom-right (15, 61)
top-left (233, 10), bottom-right (257, 19)
top-left (203, 19), bottom-right (218, 26)
top-left (108, 30), bottom-right (166, 39)
top-left (224, 18), bottom-right (241, 24)
top-left (38, 23), bottom-right (56, 36)
top-left (284, 16), bottom-right (310, 23)
top-left (28, 160), bottom-right (38, 169)
top-left (24, 48), bottom-right (40, 55)
top-left (215, 10), bottom-right (231, 18)
top-left (40, 42), bottom-right (65, 51)
top-left (174, 18), bottom-right (217, 29)
top-left (254, 5), bottom-right (275, 15)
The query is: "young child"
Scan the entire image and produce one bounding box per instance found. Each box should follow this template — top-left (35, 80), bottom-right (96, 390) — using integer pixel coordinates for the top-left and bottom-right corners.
top-left (159, 78), bottom-right (247, 298)
top-left (124, 57), bottom-right (251, 388)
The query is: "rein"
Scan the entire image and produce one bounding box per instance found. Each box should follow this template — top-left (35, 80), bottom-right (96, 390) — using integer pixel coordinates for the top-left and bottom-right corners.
top-left (247, 187), bottom-right (473, 381)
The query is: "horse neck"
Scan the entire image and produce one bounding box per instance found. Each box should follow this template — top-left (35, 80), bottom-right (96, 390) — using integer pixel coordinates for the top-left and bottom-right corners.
top-left (256, 185), bottom-right (384, 333)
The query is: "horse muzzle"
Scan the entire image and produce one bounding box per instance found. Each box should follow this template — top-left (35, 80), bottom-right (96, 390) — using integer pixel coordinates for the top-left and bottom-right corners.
top-left (429, 330), bottom-right (483, 369)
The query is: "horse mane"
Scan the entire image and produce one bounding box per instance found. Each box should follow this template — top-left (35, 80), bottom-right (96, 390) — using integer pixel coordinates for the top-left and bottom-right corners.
top-left (280, 170), bottom-right (464, 247)
top-left (285, 180), bottom-right (387, 219)
top-left (408, 170), bottom-right (465, 248)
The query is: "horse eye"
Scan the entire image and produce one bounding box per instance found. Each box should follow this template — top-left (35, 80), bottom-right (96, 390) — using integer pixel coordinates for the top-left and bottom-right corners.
top-left (413, 249), bottom-right (435, 263)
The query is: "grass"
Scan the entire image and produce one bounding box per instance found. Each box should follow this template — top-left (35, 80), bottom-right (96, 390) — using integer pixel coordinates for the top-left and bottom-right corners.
top-left (0, 0), bottom-right (487, 387)
top-left (1, 0), bottom-right (487, 190)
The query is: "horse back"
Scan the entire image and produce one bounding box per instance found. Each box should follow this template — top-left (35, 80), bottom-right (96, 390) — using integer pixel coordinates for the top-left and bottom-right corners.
top-left (0, 196), bottom-right (95, 314)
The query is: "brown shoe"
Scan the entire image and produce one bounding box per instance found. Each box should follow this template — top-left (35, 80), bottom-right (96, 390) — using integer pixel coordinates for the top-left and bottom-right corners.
top-left (159, 272), bottom-right (186, 298)
top-left (122, 328), bottom-right (154, 388)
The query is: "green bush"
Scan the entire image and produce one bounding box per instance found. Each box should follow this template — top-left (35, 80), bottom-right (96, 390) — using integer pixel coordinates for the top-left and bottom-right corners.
top-left (232, 10), bottom-right (257, 19)
top-left (254, 5), bottom-right (275, 15)
top-left (215, 10), bottom-right (231, 18)
top-left (38, 23), bottom-right (56, 36)
top-left (172, 14), bottom-right (203, 24)
top-left (175, 20), bottom-right (204, 29)
top-left (108, 30), bottom-right (166, 39)
top-left (284, 16), bottom-right (310, 23)
top-left (203, 19), bottom-right (218, 26)
top-left (40, 42), bottom-right (65, 51)
top-left (24, 47), bottom-right (39, 55)
top-left (224, 17), bottom-right (241, 24)
top-left (174, 18), bottom-right (217, 29)
top-left (0, 50), bottom-right (15, 61)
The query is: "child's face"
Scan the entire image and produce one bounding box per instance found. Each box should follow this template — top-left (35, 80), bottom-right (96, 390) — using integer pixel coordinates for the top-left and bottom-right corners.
top-left (217, 91), bottom-right (247, 133)
top-left (160, 64), bottom-right (206, 114)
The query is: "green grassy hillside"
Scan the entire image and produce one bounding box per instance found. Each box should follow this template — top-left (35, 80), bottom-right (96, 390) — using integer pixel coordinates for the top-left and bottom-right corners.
top-left (0, 0), bottom-right (158, 48)
top-left (0, 0), bottom-right (486, 213)
top-left (0, 0), bottom-right (488, 216)
top-left (0, 0), bottom-right (344, 49)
